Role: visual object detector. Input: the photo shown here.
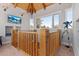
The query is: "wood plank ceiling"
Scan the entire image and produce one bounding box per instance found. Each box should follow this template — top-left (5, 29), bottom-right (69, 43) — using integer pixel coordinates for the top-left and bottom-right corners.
top-left (13, 3), bottom-right (53, 14)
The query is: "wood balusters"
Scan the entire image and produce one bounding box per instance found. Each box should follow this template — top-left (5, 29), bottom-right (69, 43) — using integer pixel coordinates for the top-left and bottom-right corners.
top-left (39, 29), bottom-right (60, 56)
top-left (12, 29), bottom-right (60, 56)
top-left (12, 30), bottom-right (38, 56)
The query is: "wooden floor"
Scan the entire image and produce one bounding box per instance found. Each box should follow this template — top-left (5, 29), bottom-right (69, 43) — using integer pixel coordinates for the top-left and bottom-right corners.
top-left (0, 44), bottom-right (74, 56)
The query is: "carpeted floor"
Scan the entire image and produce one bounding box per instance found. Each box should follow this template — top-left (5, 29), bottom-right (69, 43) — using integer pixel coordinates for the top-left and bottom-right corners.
top-left (56, 45), bottom-right (74, 56)
top-left (0, 44), bottom-right (74, 56)
top-left (0, 44), bottom-right (28, 56)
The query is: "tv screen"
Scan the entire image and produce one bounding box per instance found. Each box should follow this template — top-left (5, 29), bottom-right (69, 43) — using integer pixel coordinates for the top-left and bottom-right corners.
top-left (8, 15), bottom-right (21, 24)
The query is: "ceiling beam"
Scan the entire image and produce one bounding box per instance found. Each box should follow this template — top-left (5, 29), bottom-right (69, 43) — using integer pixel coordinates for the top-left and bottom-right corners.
top-left (42, 3), bottom-right (46, 9)
top-left (13, 3), bottom-right (52, 15)
top-left (31, 3), bottom-right (36, 14)
top-left (13, 3), bottom-right (17, 8)
top-left (27, 3), bottom-right (31, 13)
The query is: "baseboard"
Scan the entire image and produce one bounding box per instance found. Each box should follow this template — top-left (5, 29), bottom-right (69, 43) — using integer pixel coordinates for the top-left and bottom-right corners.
top-left (73, 47), bottom-right (79, 56)
top-left (61, 42), bottom-right (72, 46)
top-left (2, 41), bottom-right (11, 45)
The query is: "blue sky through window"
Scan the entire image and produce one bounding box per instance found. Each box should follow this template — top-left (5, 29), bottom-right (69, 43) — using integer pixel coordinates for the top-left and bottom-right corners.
top-left (30, 8), bottom-right (72, 29)
top-left (41, 16), bottom-right (52, 28)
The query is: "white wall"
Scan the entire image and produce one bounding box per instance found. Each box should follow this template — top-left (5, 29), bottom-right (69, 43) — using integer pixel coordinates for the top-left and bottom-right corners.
top-left (34, 4), bottom-right (72, 18)
top-left (0, 4), bottom-right (30, 44)
top-left (33, 3), bottom-right (73, 46)
top-left (73, 3), bottom-right (79, 56)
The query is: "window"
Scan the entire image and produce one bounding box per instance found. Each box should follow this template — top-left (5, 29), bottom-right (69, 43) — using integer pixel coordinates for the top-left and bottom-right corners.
top-left (53, 14), bottom-right (60, 28)
top-left (65, 8), bottom-right (73, 28)
top-left (40, 16), bottom-right (52, 28)
top-left (30, 18), bottom-right (34, 29)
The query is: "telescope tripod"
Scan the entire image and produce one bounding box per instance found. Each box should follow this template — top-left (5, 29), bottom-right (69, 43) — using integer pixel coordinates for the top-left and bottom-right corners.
top-left (62, 29), bottom-right (71, 48)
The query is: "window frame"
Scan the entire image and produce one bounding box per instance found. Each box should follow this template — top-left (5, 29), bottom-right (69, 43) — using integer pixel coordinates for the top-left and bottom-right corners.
top-left (53, 13), bottom-right (60, 28)
top-left (30, 18), bottom-right (34, 29)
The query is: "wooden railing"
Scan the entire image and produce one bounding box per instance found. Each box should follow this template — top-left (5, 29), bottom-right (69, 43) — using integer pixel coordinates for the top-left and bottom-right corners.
top-left (19, 32), bottom-right (38, 56)
top-left (12, 29), bottom-right (18, 48)
top-left (39, 29), bottom-right (60, 56)
top-left (12, 29), bottom-right (60, 56)
top-left (49, 31), bottom-right (60, 55)
top-left (12, 30), bottom-right (38, 56)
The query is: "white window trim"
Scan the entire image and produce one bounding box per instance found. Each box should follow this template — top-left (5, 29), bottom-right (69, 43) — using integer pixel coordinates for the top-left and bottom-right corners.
top-left (30, 18), bottom-right (35, 30)
top-left (52, 12), bottom-right (61, 28)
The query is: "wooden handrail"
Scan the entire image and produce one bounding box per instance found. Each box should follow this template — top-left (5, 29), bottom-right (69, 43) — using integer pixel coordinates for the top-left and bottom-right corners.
top-left (12, 29), bottom-right (60, 56)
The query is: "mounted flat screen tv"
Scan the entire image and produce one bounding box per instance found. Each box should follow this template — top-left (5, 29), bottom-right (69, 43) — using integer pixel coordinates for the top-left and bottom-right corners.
top-left (8, 15), bottom-right (21, 24)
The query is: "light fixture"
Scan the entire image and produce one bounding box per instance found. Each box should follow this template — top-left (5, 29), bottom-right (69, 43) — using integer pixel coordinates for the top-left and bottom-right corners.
top-left (59, 3), bottom-right (62, 5)
top-left (4, 8), bottom-right (7, 11)
top-left (2, 6), bottom-right (8, 12)
top-left (21, 13), bottom-right (24, 16)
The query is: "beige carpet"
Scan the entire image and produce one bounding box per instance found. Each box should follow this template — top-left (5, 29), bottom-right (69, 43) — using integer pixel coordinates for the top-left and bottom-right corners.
top-left (56, 45), bottom-right (74, 56)
top-left (0, 44), bottom-right (28, 56)
top-left (0, 44), bottom-right (74, 56)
